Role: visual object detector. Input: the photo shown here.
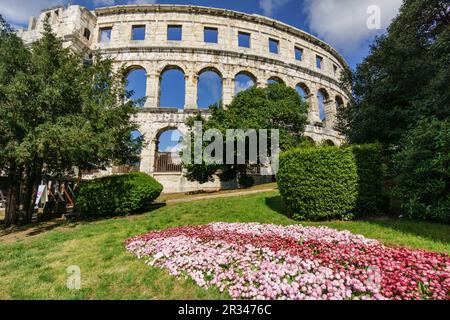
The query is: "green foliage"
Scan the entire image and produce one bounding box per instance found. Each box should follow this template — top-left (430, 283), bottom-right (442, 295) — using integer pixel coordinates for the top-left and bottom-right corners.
top-left (0, 19), bottom-right (142, 225)
top-left (393, 118), bottom-right (450, 223)
top-left (74, 172), bottom-right (163, 217)
top-left (351, 144), bottom-right (385, 215)
top-left (238, 176), bottom-right (255, 189)
top-left (337, 0), bottom-right (450, 148)
top-left (277, 147), bottom-right (358, 221)
top-left (184, 83), bottom-right (309, 184)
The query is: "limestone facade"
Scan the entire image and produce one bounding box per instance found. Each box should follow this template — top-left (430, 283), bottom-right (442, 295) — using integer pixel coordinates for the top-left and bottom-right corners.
top-left (17, 4), bottom-right (350, 193)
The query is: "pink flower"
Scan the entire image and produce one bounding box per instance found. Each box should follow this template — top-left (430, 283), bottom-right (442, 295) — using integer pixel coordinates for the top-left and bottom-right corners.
top-left (126, 223), bottom-right (450, 300)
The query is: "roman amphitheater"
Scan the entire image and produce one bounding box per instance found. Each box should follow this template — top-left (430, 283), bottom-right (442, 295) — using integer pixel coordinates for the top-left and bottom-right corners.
top-left (17, 4), bottom-right (350, 193)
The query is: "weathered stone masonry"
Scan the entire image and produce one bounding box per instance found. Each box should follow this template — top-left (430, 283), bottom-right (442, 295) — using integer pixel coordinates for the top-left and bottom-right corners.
top-left (17, 4), bottom-right (350, 193)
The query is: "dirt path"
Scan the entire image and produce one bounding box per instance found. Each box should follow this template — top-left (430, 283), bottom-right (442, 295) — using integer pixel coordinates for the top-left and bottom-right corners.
top-left (165, 187), bottom-right (277, 204)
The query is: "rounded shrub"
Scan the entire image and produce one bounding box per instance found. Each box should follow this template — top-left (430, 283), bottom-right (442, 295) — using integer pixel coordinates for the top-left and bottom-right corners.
top-left (74, 172), bottom-right (163, 217)
top-left (277, 147), bottom-right (358, 221)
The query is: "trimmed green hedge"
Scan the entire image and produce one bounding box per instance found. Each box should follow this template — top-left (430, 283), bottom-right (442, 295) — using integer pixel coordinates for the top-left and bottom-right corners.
top-left (351, 144), bottom-right (385, 215)
top-left (74, 172), bottom-right (163, 217)
top-left (277, 147), bottom-right (358, 221)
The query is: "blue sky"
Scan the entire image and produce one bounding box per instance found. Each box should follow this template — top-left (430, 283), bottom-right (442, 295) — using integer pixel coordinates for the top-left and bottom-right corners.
top-left (1, 0), bottom-right (404, 69)
top-left (1, 0), bottom-right (403, 151)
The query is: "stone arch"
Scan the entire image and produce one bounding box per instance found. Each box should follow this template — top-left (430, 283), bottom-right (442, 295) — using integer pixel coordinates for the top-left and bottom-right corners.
top-left (317, 88), bottom-right (329, 122)
top-left (267, 76), bottom-right (284, 84)
top-left (234, 71), bottom-right (257, 94)
top-left (125, 65), bottom-right (147, 108)
top-left (197, 67), bottom-right (223, 109)
top-left (156, 62), bottom-right (190, 76)
top-left (335, 95), bottom-right (344, 109)
top-left (295, 82), bottom-right (311, 100)
top-left (159, 65), bottom-right (186, 109)
top-left (323, 139), bottom-right (335, 146)
top-left (196, 65), bottom-right (225, 78)
top-left (304, 135), bottom-right (316, 146)
top-left (154, 126), bottom-right (184, 173)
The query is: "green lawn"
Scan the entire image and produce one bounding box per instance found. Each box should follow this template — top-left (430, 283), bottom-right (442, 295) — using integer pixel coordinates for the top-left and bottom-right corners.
top-left (0, 191), bottom-right (449, 300)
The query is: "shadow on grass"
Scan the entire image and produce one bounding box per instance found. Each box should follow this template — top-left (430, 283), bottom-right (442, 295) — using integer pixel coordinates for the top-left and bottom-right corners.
top-left (0, 220), bottom-right (67, 238)
top-left (68, 203), bottom-right (166, 223)
top-left (365, 219), bottom-right (450, 246)
top-left (265, 195), bottom-right (292, 218)
top-left (0, 203), bottom-right (166, 240)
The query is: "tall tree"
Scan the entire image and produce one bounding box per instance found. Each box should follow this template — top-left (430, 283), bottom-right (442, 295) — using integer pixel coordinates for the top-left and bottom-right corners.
top-left (337, 0), bottom-right (450, 148)
top-left (183, 83), bottom-right (309, 184)
top-left (0, 14), bottom-right (32, 226)
top-left (0, 18), bottom-right (141, 226)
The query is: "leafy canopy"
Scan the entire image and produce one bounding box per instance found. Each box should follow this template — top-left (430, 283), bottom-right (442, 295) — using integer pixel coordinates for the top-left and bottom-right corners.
top-left (184, 83), bottom-right (309, 184)
top-left (337, 0), bottom-right (450, 148)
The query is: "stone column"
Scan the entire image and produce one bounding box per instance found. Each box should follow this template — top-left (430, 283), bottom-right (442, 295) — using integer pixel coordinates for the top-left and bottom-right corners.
top-left (185, 73), bottom-right (198, 109)
top-left (139, 128), bottom-right (155, 174)
top-left (324, 99), bottom-right (336, 128)
top-left (145, 72), bottom-right (159, 108)
top-left (307, 93), bottom-right (321, 124)
top-left (222, 77), bottom-right (234, 106)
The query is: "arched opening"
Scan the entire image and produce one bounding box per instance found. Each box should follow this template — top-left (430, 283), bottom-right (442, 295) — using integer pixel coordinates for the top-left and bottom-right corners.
top-left (335, 95), bottom-right (344, 109)
top-left (295, 83), bottom-right (310, 101)
top-left (125, 67), bottom-right (147, 108)
top-left (304, 136), bottom-right (316, 146)
top-left (197, 68), bottom-right (223, 109)
top-left (154, 128), bottom-right (183, 173)
top-left (317, 88), bottom-right (329, 122)
top-left (267, 76), bottom-right (284, 85)
top-left (235, 71), bottom-right (256, 94)
top-left (323, 139), bottom-right (335, 146)
top-left (159, 66), bottom-right (185, 109)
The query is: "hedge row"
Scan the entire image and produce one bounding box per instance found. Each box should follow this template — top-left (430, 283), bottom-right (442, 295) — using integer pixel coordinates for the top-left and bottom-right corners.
top-left (277, 144), bottom-right (383, 221)
top-left (277, 147), bottom-right (358, 221)
top-left (352, 144), bottom-right (385, 215)
top-left (74, 172), bottom-right (163, 217)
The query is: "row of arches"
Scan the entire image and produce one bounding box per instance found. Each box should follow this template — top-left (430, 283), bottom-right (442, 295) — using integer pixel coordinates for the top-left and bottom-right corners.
top-left (125, 66), bottom-right (346, 120)
top-left (130, 127), bottom-right (339, 173)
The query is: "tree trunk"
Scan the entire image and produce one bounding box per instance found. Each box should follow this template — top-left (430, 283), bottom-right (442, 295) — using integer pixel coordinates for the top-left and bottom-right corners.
top-left (4, 161), bottom-right (21, 228)
top-left (23, 163), bottom-right (42, 224)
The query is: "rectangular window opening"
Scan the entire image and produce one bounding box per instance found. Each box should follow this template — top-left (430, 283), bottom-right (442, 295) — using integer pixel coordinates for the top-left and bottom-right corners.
top-left (269, 38), bottom-right (279, 54)
top-left (238, 31), bottom-right (251, 48)
top-left (204, 27), bottom-right (218, 43)
top-left (83, 28), bottom-right (91, 40)
top-left (295, 47), bottom-right (303, 61)
top-left (132, 25), bottom-right (146, 41)
top-left (167, 25), bottom-right (182, 41)
top-left (99, 27), bottom-right (112, 43)
top-left (316, 55), bottom-right (323, 69)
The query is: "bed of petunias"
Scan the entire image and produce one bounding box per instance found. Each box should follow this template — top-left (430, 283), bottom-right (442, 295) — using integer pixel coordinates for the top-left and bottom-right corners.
top-left (126, 223), bottom-right (450, 300)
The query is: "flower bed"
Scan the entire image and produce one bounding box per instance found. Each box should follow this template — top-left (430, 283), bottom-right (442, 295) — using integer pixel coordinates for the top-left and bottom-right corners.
top-left (126, 223), bottom-right (450, 300)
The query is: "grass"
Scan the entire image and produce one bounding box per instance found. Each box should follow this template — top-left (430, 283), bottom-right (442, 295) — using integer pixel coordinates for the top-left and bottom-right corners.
top-left (0, 191), bottom-right (449, 300)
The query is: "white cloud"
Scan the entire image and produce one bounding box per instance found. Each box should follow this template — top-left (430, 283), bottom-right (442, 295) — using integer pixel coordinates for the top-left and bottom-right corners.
top-left (235, 79), bottom-right (254, 94)
top-left (128, 0), bottom-right (157, 4)
top-left (259, 0), bottom-right (291, 17)
top-left (93, 0), bottom-right (116, 7)
top-left (0, 0), bottom-right (157, 26)
top-left (0, 0), bottom-right (64, 26)
top-left (303, 0), bottom-right (403, 53)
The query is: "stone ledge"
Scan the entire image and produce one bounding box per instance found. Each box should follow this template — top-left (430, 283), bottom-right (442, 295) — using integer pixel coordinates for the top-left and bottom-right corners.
top-left (94, 4), bottom-right (348, 69)
top-left (100, 46), bottom-right (343, 89)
